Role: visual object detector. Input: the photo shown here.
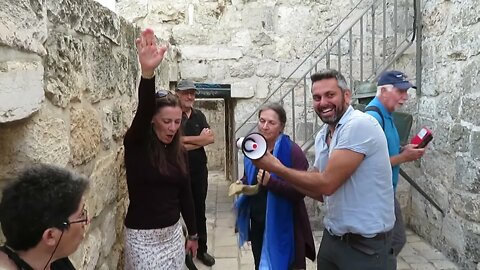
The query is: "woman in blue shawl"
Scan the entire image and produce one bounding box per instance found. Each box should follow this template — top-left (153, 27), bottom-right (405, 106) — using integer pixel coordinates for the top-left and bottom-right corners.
top-left (235, 103), bottom-right (315, 270)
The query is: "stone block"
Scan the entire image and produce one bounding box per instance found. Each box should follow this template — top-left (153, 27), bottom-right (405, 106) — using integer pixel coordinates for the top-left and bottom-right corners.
top-left (86, 149), bottom-right (123, 218)
top-left (460, 95), bottom-right (480, 126)
top-left (445, 28), bottom-right (480, 61)
top-left (98, 208), bottom-right (117, 259)
top-left (451, 191), bottom-right (480, 223)
top-left (112, 99), bottom-right (133, 142)
top-left (471, 131), bottom-right (480, 161)
top-left (47, 0), bottom-right (123, 44)
top-left (0, 0), bottom-right (47, 54)
top-left (448, 123), bottom-right (469, 153)
top-left (0, 55), bottom-right (44, 123)
top-left (231, 78), bottom-right (256, 98)
top-left (274, 37), bottom-right (297, 61)
top-left (276, 5), bottom-right (312, 36)
top-left (179, 61), bottom-right (209, 80)
top-left (191, 2), bottom-right (224, 26)
top-left (418, 97), bottom-right (436, 118)
top-left (422, 2), bottom-right (449, 37)
top-left (280, 58), bottom-right (313, 79)
top-left (255, 78), bottom-right (270, 99)
top-left (209, 63), bottom-right (228, 81)
top-left (116, 0), bottom-right (148, 22)
top-left (464, 229), bottom-right (480, 265)
top-left (70, 107), bottom-right (101, 166)
top-left (255, 60), bottom-right (281, 78)
top-left (442, 214), bottom-right (466, 253)
top-left (252, 32), bottom-right (273, 46)
top-left (44, 33), bottom-right (85, 108)
top-left (460, 57), bottom-right (480, 95)
top-left (172, 24), bottom-right (211, 45)
top-left (454, 155), bottom-right (480, 193)
top-left (70, 227), bottom-right (102, 270)
top-left (229, 61), bottom-right (255, 79)
top-left (179, 45), bottom-right (242, 60)
top-left (422, 151), bottom-right (455, 188)
top-left (101, 107), bottom-right (113, 150)
top-left (0, 110), bottom-right (70, 180)
top-left (231, 30), bottom-right (252, 47)
top-left (437, 93), bottom-right (460, 121)
top-left (240, 4), bottom-right (274, 31)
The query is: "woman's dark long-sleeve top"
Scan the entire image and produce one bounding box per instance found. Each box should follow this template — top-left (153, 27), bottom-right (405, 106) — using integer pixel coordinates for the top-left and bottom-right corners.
top-left (123, 77), bottom-right (197, 235)
top-left (241, 142), bottom-right (315, 267)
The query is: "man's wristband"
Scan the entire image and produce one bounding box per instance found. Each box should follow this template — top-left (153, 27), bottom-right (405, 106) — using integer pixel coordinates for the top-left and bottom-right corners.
top-left (187, 234), bottom-right (199, 241)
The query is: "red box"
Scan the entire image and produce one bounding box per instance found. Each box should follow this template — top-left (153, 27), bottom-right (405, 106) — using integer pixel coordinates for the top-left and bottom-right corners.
top-left (411, 127), bottom-right (433, 148)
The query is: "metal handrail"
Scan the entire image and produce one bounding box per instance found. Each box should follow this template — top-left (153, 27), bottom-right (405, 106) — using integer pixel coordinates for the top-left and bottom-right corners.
top-left (235, 0), bottom-right (377, 134)
top-left (234, 0), bottom-right (417, 164)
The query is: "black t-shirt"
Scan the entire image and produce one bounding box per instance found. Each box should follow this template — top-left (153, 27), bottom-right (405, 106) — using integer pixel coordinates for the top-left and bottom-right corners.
top-left (122, 77), bottom-right (197, 234)
top-left (0, 246), bottom-right (75, 270)
top-left (182, 108), bottom-right (210, 171)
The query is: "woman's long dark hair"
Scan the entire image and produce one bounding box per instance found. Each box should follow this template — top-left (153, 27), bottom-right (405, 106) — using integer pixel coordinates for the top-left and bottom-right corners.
top-left (149, 93), bottom-right (188, 176)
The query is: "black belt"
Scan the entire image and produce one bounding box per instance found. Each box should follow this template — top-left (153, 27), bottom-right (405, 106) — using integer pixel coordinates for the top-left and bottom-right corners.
top-left (327, 229), bottom-right (390, 242)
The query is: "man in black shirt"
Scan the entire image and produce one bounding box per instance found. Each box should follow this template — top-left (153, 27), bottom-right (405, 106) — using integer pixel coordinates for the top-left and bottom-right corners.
top-left (177, 79), bottom-right (216, 267)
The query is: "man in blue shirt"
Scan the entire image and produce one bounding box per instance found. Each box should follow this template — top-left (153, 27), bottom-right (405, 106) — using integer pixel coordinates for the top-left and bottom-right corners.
top-left (253, 69), bottom-right (396, 270)
top-left (365, 70), bottom-right (425, 257)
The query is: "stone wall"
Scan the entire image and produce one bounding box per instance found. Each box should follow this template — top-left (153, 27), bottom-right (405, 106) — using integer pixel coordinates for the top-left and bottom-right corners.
top-left (195, 99), bottom-right (227, 171)
top-left (116, 0), bottom-right (364, 135)
top-left (402, 0), bottom-right (480, 269)
top-left (0, 0), bottom-right (172, 269)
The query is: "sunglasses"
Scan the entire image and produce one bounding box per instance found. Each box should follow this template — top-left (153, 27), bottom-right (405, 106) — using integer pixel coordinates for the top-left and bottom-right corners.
top-left (155, 90), bottom-right (172, 98)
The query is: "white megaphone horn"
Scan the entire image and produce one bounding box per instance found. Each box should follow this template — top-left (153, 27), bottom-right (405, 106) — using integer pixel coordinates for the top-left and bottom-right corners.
top-left (236, 132), bottom-right (267, 160)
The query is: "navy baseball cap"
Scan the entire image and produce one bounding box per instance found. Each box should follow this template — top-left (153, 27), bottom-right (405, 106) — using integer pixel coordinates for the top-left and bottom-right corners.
top-left (377, 70), bottom-right (416, 90)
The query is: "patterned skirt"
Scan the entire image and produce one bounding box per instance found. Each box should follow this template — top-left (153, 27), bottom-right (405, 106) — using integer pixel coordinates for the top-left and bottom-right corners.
top-left (124, 221), bottom-right (185, 270)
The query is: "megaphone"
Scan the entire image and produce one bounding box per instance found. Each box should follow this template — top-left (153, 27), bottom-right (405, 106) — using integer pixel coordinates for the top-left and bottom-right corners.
top-left (236, 132), bottom-right (267, 160)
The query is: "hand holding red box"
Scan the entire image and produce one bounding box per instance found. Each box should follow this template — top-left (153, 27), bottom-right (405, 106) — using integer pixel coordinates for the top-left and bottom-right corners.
top-left (411, 127), bottom-right (433, 148)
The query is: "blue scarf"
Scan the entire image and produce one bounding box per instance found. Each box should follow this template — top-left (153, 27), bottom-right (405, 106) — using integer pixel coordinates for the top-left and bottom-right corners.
top-left (235, 134), bottom-right (295, 270)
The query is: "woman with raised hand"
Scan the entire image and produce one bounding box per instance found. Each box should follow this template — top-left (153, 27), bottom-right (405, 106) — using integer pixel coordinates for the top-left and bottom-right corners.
top-left (235, 103), bottom-right (316, 270)
top-left (123, 28), bottom-right (198, 269)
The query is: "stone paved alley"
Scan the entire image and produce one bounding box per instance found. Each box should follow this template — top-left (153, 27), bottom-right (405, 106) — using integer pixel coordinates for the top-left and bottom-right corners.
top-left (191, 171), bottom-right (460, 270)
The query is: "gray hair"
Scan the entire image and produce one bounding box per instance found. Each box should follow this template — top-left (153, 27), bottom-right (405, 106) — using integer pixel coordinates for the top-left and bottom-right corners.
top-left (310, 69), bottom-right (350, 93)
top-left (376, 84), bottom-right (394, 96)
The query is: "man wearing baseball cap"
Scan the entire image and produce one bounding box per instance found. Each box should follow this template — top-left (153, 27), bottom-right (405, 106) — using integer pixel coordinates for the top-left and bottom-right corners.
top-left (365, 70), bottom-right (425, 259)
top-left (176, 79), bottom-right (215, 267)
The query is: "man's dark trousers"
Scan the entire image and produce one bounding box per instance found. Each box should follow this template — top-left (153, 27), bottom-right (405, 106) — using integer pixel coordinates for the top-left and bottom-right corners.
top-left (392, 196), bottom-right (406, 256)
top-left (317, 229), bottom-right (396, 270)
top-left (190, 164), bottom-right (209, 253)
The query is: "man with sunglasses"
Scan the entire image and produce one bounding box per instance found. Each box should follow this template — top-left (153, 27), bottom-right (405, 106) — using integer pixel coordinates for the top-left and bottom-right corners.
top-left (0, 164), bottom-right (89, 270)
top-left (176, 79), bottom-right (216, 267)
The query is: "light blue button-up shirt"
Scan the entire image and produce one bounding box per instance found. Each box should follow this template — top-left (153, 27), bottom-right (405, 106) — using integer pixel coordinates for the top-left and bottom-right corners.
top-left (314, 106), bottom-right (395, 236)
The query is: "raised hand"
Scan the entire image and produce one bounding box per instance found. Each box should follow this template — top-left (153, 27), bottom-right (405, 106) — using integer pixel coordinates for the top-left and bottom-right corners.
top-left (135, 28), bottom-right (167, 78)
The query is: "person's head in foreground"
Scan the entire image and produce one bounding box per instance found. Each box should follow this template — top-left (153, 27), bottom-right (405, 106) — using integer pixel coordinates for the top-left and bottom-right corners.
top-left (0, 163), bottom-right (89, 270)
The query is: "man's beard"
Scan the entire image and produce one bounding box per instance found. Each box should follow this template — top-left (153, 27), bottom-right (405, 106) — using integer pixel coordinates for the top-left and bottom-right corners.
top-left (315, 98), bottom-right (348, 125)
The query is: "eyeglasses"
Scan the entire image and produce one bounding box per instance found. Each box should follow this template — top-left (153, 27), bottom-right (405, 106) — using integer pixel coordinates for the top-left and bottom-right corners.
top-left (67, 208), bottom-right (89, 225)
top-left (155, 90), bottom-right (171, 98)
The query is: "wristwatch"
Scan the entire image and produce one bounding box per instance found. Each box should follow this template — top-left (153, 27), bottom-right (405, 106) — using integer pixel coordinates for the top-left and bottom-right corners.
top-left (187, 234), bottom-right (199, 241)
